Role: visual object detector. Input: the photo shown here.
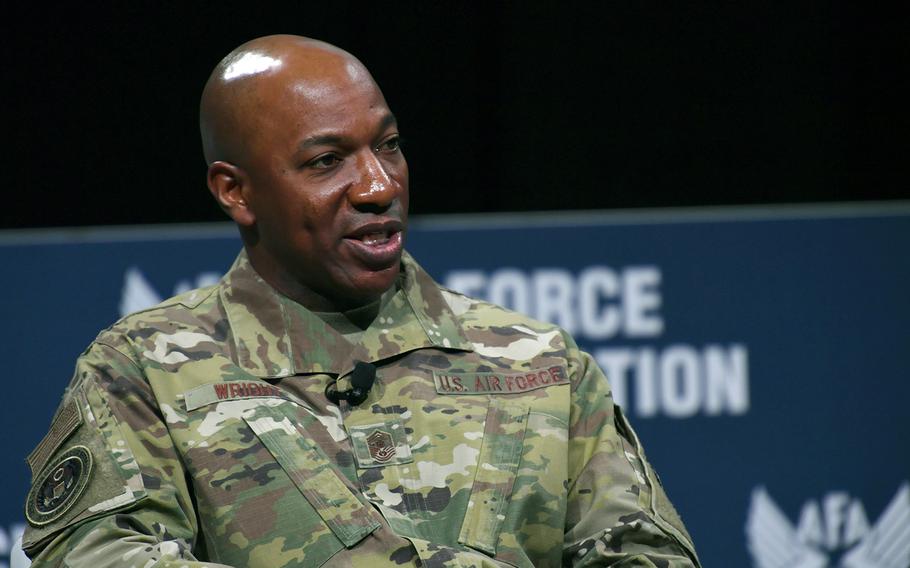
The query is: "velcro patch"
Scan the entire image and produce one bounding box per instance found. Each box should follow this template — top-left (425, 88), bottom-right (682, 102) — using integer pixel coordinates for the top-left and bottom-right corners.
top-left (27, 398), bottom-right (82, 477)
top-left (184, 381), bottom-right (284, 411)
top-left (349, 421), bottom-right (413, 468)
top-left (26, 445), bottom-right (93, 527)
top-left (433, 366), bottom-right (569, 395)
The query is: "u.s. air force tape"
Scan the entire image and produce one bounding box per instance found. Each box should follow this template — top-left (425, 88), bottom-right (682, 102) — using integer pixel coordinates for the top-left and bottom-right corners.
top-left (26, 445), bottom-right (93, 527)
top-left (433, 366), bottom-right (569, 395)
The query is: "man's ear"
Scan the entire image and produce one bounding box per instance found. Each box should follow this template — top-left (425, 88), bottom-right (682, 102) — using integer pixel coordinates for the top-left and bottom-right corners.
top-left (207, 161), bottom-right (255, 226)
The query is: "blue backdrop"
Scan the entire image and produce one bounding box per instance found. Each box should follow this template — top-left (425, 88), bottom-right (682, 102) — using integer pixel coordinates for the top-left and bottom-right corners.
top-left (2, 204), bottom-right (908, 567)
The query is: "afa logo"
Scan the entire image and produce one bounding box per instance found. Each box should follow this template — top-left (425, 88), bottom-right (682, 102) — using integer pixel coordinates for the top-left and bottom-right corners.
top-left (119, 267), bottom-right (222, 316)
top-left (746, 482), bottom-right (909, 568)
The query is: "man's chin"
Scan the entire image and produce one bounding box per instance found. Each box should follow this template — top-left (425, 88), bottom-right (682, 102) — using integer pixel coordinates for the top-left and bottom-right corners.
top-left (337, 264), bottom-right (401, 309)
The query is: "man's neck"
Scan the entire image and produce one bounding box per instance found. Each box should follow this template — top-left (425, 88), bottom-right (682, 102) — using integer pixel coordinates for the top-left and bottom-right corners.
top-left (312, 286), bottom-right (396, 337)
top-left (244, 246), bottom-right (390, 312)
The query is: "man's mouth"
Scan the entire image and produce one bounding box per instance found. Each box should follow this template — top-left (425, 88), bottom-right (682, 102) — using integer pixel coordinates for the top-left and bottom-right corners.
top-left (345, 219), bottom-right (404, 243)
top-left (343, 220), bottom-right (405, 268)
top-left (357, 231), bottom-right (393, 246)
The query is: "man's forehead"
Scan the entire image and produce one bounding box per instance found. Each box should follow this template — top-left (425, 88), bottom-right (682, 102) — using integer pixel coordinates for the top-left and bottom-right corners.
top-left (229, 52), bottom-right (380, 121)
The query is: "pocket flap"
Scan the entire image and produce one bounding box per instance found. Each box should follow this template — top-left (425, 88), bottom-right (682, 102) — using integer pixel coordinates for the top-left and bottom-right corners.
top-left (244, 406), bottom-right (381, 548)
top-left (458, 399), bottom-right (529, 555)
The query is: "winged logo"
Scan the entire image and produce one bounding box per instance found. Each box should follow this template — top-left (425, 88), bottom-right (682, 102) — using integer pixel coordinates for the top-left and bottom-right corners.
top-left (746, 483), bottom-right (910, 568)
top-left (840, 483), bottom-right (910, 568)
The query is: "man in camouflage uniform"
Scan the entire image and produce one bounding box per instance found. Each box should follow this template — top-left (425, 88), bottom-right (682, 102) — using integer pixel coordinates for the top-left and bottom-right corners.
top-left (22, 35), bottom-right (700, 567)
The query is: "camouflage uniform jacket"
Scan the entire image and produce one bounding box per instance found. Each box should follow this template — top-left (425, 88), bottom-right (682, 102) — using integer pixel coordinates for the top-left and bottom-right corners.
top-left (23, 251), bottom-right (700, 567)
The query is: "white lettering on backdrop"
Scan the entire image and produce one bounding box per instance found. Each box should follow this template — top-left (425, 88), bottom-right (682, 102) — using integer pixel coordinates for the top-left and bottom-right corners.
top-left (445, 265), bottom-right (750, 418)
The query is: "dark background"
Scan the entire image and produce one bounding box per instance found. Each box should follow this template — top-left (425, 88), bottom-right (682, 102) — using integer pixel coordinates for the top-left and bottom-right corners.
top-left (6, 2), bottom-right (908, 229)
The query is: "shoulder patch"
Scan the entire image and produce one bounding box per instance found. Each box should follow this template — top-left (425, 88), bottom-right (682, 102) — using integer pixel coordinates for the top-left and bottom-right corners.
top-left (433, 366), bottom-right (569, 395)
top-left (25, 445), bottom-right (93, 527)
top-left (26, 398), bottom-right (82, 477)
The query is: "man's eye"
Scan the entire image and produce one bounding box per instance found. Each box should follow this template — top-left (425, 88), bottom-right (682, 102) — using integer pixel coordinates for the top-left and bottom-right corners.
top-left (377, 136), bottom-right (401, 153)
top-left (309, 154), bottom-right (341, 169)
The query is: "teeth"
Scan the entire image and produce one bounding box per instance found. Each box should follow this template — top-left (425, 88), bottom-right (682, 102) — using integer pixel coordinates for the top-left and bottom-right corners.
top-left (360, 232), bottom-right (389, 245)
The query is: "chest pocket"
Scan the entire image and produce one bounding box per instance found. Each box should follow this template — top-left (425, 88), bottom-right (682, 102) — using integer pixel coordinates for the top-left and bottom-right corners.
top-left (243, 403), bottom-right (381, 547)
top-left (458, 399), bottom-right (530, 556)
top-left (184, 397), bottom-right (380, 567)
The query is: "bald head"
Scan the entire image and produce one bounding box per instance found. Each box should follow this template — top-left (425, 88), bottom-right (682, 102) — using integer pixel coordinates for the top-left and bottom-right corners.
top-left (199, 35), bottom-right (407, 311)
top-left (199, 35), bottom-right (374, 166)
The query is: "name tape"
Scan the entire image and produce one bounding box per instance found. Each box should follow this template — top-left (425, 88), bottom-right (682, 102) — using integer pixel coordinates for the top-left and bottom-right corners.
top-left (185, 381), bottom-right (283, 411)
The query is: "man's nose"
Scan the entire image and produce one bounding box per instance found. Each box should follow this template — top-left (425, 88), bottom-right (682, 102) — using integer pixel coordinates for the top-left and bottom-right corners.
top-left (348, 151), bottom-right (398, 210)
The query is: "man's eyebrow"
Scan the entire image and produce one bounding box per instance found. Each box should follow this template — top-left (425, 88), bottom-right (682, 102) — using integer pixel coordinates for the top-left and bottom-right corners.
top-left (378, 113), bottom-right (398, 132)
top-left (296, 113), bottom-right (399, 153)
top-left (297, 134), bottom-right (344, 152)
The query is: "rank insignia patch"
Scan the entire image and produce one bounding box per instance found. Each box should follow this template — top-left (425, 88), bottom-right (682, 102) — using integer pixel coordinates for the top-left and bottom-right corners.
top-left (366, 430), bottom-right (395, 463)
top-left (26, 445), bottom-right (92, 526)
top-left (349, 421), bottom-right (412, 468)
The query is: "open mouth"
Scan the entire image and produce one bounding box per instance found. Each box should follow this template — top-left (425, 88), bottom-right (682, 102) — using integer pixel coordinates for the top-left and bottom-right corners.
top-left (343, 221), bottom-right (405, 268)
top-left (345, 219), bottom-right (404, 245)
top-left (356, 231), bottom-right (395, 246)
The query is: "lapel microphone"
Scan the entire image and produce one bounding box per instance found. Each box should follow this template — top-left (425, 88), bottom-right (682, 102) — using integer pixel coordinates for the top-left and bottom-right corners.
top-left (325, 361), bottom-right (377, 406)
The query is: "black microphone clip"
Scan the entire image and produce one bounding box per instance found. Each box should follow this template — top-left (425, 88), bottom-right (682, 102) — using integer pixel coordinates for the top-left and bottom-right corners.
top-left (325, 361), bottom-right (377, 406)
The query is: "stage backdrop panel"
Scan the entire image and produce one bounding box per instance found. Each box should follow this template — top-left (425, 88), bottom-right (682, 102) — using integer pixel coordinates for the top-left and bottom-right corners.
top-left (2, 204), bottom-right (908, 567)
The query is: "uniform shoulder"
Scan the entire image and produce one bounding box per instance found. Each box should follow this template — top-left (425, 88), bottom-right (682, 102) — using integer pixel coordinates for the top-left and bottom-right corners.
top-left (90, 283), bottom-right (223, 358)
top-left (439, 286), bottom-right (570, 344)
top-left (436, 286), bottom-right (580, 372)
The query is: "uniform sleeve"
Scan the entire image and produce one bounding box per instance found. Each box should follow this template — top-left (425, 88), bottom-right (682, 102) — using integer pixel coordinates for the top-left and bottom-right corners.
top-left (561, 334), bottom-right (701, 567)
top-left (22, 342), bottom-right (231, 568)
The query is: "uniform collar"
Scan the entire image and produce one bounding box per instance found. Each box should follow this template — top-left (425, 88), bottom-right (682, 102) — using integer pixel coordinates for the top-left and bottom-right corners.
top-left (219, 249), bottom-right (472, 379)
